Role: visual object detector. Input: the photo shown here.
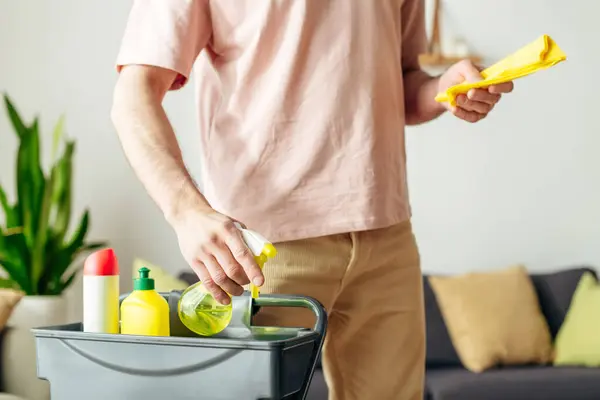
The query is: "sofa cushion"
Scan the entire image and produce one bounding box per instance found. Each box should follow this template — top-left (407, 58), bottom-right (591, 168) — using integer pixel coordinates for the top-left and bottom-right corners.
top-left (426, 366), bottom-right (600, 400)
top-left (428, 265), bottom-right (553, 372)
top-left (529, 267), bottom-right (597, 338)
top-left (423, 267), bottom-right (597, 368)
top-left (554, 272), bottom-right (600, 367)
top-left (423, 277), bottom-right (461, 367)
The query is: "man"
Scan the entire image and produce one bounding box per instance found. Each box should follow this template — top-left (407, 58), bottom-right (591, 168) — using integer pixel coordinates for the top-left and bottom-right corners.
top-left (112, 1), bottom-right (513, 399)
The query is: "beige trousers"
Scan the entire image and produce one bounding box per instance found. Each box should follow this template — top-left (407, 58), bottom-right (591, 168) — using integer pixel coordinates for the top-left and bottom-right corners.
top-left (254, 220), bottom-right (425, 400)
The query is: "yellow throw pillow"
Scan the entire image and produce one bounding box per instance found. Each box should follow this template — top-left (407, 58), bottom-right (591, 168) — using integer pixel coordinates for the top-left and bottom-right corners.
top-left (554, 272), bottom-right (600, 367)
top-left (132, 258), bottom-right (189, 292)
top-left (428, 265), bottom-right (553, 373)
top-left (0, 289), bottom-right (23, 330)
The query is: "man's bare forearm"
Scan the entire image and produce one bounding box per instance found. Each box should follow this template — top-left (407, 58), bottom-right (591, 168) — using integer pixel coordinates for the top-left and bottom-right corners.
top-left (111, 67), bottom-right (211, 226)
top-left (403, 69), bottom-right (446, 125)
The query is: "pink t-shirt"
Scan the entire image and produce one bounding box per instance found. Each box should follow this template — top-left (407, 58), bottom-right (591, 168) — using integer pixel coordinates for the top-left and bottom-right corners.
top-left (116, 0), bottom-right (426, 243)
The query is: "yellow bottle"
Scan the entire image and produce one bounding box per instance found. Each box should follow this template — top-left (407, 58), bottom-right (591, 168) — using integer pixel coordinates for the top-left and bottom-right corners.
top-left (178, 226), bottom-right (277, 336)
top-left (121, 267), bottom-right (170, 336)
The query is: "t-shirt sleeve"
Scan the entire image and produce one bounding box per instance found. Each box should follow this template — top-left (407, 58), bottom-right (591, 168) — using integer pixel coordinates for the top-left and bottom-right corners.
top-left (116, 0), bottom-right (212, 90)
top-left (401, 0), bottom-right (427, 72)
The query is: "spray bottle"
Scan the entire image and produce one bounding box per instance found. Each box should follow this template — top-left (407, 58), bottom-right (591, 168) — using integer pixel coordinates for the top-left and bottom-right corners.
top-left (177, 225), bottom-right (277, 336)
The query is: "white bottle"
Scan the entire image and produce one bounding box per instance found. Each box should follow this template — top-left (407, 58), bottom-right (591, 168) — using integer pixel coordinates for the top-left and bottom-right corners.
top-left (83, 248), bottom-right (120, 334)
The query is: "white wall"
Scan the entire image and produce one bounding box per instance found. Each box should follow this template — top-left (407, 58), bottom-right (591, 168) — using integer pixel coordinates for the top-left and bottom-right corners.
top-left (1, 0), bottom-right (599, 320)
top-left (410, 0), bottom-right (600, 274)
top-left (0, 0), bottom-right (199, 320)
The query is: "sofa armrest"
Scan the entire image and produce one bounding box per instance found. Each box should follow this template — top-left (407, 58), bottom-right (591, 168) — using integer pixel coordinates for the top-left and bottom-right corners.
top-left (1, 326), bottom-right (49, 400)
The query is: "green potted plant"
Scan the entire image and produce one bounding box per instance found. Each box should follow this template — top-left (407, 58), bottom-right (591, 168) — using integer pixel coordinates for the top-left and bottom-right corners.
top-left (0, 94), bottom-right (105, 328)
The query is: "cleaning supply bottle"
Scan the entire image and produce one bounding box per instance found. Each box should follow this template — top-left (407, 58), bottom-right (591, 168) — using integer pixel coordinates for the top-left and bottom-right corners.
top-left (83, 248), bottom-right (120, 334)
top-left (120, 267), bottom-right (170, 336)
top-left (178, 225), bottom-right (277, 336)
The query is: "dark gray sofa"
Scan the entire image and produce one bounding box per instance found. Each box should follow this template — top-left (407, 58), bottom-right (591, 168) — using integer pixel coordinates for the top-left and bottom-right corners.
top-left (180, 267), bottom-right (600, 400)
top-left (423, 267), bottom-right (600, 400)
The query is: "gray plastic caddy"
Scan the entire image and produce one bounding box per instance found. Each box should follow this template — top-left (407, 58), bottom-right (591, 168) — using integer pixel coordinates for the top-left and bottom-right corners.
top-left (31, 292), bottom-right (327, 400)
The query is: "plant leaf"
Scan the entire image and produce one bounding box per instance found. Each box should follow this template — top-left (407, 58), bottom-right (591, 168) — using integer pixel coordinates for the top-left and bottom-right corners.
top-left (27, 119), bottom-right (46, 240)
top-left (64, 210), bottom-right (90, 253)
top-left (31, 160), bottom-right (54, 292)
top-left (51, 115), bottom-right (65, 163)
top-left (3, 94), bottom-right (28, 138)
top-left (0, 278), bottom-right (20, 290)
top-left (14, 120), bottom-right (46, 292)
top-left (40, 210), bottom-right (90, 294)
top-left (0, 243), bottom-right (31, 294)
top-left (0, 183), bottom-right (17, 228)
top-left (15, 134), bottom-right (33, 248)
top-left (15, 135), bottom-right (40, 249)
top-left (58, 269), bottom-right (78, 293)
top-left (0, 229), bottom-right (6, 260)
top-left (2, 95), bottom-right (103, 295)
top-left (4, 94), bottom-right (44, 252)
top-left (50, 141), bottom-right (74, 244)
top-left (2, 230), bottom-right (32, 292)
top-left (0, 183), bottom-right (8, 218)
top-left (37, 231), bottom-right (67, 294)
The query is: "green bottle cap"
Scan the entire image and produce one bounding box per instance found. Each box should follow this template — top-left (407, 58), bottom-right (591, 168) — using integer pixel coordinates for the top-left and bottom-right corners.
top-left (133, 267), bottom-right (154, 291)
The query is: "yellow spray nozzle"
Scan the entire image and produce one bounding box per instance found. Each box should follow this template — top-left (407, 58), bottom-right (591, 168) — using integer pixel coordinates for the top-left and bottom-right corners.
top-left (257, 253), bottom-right (268, 265)
top-left (262, 243), bottom-right (277, 258)
top-left (236, 225), bottom-right (277, 299)
top-left (250, 250), bottom-right (275, 299)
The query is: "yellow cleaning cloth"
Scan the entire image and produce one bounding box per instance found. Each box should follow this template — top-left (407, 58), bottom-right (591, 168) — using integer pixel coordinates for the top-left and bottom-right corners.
top-left (435, 35), bottom-right (567, 106)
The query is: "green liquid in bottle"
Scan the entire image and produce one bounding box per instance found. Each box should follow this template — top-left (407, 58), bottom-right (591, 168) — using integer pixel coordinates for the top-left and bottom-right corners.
top-left (178, 282), bottom-right (233, 336)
